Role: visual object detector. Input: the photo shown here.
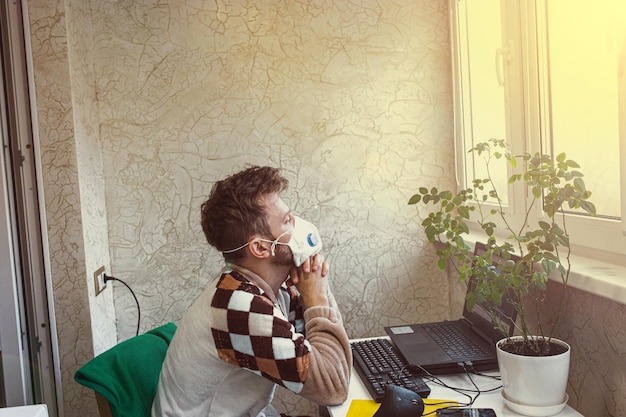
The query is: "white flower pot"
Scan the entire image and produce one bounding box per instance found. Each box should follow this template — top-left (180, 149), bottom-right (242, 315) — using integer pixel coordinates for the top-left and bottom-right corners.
top-left (496, 336), bottom-right (570, 413)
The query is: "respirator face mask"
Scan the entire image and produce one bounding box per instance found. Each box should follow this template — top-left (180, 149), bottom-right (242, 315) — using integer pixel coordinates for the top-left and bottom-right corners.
top-left (222, 215), bottom-right (323, 267)
top-left (268, 215), bottom-right (323, 267)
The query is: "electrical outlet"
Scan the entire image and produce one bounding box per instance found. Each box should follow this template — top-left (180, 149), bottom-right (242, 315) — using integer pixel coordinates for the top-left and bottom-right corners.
top-left (94, 266), bottom-right (107, 296)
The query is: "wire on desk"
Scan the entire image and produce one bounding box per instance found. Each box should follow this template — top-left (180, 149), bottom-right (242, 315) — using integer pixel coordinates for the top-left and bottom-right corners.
top-left (402, 362), bottom-right (503, 416)
top-left (465, 361), bottom-right (502, 380)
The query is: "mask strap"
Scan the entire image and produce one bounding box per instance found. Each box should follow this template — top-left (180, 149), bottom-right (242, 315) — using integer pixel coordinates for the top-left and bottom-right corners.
top-left (222, 229), bottom-right (293, 256)
top-left (266, 229), bottom-right (293, 256)
top-left (222, 241), bottom-right (250, 254)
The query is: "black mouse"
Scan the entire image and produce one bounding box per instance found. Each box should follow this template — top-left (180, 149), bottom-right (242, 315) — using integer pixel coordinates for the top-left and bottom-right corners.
top-left (373, 384), bottom-right (425, 417)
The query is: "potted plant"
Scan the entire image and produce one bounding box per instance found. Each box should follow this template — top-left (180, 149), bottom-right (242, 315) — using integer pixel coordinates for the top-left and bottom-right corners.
top-left (408, 139), bottom-right (595, 414)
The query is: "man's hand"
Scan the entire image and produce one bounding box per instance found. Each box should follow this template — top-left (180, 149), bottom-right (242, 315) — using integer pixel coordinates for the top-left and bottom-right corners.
top-left (289, 254), bottom-right (330, 308)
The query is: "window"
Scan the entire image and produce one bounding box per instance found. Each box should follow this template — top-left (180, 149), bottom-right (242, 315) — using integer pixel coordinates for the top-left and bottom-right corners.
top-left (450, 0), bottom-right (626, 263)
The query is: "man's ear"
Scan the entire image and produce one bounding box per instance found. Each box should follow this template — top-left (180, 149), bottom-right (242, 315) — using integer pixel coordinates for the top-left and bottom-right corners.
top-left (248, 237), bottom-right (272, 259)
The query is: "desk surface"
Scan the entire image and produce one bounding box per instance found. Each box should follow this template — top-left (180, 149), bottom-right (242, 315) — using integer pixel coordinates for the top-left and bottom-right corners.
top-left (0, 405), bottom-right (48, 417)
top-left (327, 342), bottom-right (583, 417)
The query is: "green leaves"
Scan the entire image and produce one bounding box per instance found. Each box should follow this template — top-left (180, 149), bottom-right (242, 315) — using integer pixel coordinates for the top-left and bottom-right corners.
top-left (408, 194), bottom-right (421, 205)
top-left (457, 206), bottom-right (471, 219)
top-left (519, 150), bottom-right (597, 219)
top-left (424, 225), bottom-right (438, 243)
top-left (580, 200), bottom-right (597, 216)
top-left (437, 258), bottom-right (447, 270)
top-left (408, 139), bottom-right (597, 351)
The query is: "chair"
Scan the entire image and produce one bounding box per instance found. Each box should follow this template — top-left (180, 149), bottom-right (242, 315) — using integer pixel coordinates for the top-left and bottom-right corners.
top-left (74, 322), bottom-right (177, 417)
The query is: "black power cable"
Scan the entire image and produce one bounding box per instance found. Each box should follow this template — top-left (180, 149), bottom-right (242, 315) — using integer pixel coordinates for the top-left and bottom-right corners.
top-left (401, 362), bottom-right (503, 416)
top-left (103, 274), bottom-right (141, 337)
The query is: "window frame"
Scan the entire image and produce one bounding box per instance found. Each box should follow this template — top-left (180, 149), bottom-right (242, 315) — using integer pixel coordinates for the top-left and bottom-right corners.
top-left (449, 0), bottom-right (626, 266)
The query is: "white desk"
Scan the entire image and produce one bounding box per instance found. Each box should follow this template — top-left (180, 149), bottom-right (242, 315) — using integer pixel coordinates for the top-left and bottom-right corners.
top-left (0, 405), bottom-right (48, 417)
top-left (327, 352), bottom-right (583, 417)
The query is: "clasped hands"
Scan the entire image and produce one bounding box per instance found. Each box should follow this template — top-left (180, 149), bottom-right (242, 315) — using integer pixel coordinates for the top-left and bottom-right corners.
top-left (288, 254), bottom-right (329, 308)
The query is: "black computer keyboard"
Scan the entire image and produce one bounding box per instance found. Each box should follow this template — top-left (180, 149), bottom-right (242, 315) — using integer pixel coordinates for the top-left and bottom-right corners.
top-left (424, 322), bottom-right (492, 360)
top-left (351, 338), bottom-right (431, 402)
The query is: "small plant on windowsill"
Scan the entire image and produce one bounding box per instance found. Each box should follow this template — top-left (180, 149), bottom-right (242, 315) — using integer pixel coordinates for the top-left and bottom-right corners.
top-left (409, 139), bottom-right (596, 409)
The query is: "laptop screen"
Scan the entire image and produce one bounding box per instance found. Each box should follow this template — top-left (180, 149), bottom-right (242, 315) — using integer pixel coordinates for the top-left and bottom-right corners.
top-left (461, 242), bottom-right (518, 342)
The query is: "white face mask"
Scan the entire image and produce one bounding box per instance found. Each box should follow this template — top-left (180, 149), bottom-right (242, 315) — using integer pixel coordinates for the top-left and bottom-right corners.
top-left (222, 215), bottom-right (323, 267)
top-left (268, 215), bottom-right (323, 267)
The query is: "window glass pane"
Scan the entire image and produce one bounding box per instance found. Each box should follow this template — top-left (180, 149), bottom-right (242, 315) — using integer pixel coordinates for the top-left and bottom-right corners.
top-left (545, 0), bottom-right (622, 219)
top-left (459, 0), bottom-right (509, 205)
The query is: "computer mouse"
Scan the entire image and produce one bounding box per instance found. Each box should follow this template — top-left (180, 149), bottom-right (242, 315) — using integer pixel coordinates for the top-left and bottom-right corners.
top-left (373, 384), bottom-right (425, 417)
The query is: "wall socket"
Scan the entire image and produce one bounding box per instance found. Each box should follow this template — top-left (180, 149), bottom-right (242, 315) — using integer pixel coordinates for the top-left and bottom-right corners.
top-left (94, 266), bottom-right (107, 296)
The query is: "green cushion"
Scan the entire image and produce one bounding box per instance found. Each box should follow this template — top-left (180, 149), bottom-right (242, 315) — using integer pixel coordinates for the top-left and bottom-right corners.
top-left (75, 322), bottom-right (177, 417)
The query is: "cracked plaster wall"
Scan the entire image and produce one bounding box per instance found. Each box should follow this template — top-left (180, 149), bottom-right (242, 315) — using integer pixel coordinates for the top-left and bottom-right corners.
top-left (24, 1), bottom-right (626, 416)
top-left (534, 281), bottom-right (626, 417)
top-left (97, 3), bottom-right (454, 415)
top-left (98, 0), bottom-right (454, 335)
top-left (28, 0), bottom-right (449, 415)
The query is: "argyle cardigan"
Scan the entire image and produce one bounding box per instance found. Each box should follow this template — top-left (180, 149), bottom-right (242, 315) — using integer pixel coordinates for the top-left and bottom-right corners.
top-left (210, 271), bottom-right (311, 393)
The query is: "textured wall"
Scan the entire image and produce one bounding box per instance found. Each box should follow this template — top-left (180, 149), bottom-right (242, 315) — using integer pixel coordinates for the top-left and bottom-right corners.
top-left (539, 280), bottom-right (626, 417)
top-left (27, 0), bottom-right (455, 416)
top-left (91, 1), bottom-right (454, 415)
top-left (23, 0), bottom-right (626, 416)
top-left (64, 0), bottom-right (118, 354)
top-left (27, 0), bottom-right (120, 414)
top-left (25, 0), bottom-right (98, 415)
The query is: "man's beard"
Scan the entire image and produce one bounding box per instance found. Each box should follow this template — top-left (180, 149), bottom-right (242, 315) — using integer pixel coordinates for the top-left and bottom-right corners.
top-left (271, 243), bottom-right (294, 267)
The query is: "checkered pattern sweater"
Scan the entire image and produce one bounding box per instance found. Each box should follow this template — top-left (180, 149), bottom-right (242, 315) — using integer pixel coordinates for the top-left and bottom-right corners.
top-left (152, 267), bottom-right (352, 417)
top-left (211, 271), bottom-right (311, 392)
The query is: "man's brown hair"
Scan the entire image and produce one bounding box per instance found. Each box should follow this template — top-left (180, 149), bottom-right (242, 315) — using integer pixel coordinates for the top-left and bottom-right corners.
top-left (200, 166), bottom-right (289, 262)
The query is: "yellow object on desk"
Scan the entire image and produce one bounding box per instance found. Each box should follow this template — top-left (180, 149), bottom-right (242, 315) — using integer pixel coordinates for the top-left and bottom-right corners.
top-left (346, 398), bottom-right (458, 417)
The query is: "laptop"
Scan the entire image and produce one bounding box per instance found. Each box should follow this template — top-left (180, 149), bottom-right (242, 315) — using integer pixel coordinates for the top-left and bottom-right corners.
top-left (384, 242), bottom-right (518, 375)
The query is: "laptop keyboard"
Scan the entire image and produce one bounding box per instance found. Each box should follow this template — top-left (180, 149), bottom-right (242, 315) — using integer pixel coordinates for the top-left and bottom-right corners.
top-left (351, 338), bottom-right (431, 402)
top-left (424, 321), bottom-right (492, 360)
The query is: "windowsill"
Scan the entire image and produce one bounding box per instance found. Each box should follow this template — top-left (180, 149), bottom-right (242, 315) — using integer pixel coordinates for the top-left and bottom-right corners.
top-left (565, 253), bottom-right (626, 305)
top-left (459, 232), bottom-right (626, 306)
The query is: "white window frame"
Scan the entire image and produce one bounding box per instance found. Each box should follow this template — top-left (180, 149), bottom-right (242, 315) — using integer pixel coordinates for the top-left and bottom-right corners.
top-left (449, 0), bottom-right (626, 266)
top-left (450, 0), bottom-right (528, 235)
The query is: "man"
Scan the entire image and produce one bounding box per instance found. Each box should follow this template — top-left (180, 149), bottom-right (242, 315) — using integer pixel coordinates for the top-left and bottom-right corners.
top-left (152, 166), bottom-right (352, 417)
